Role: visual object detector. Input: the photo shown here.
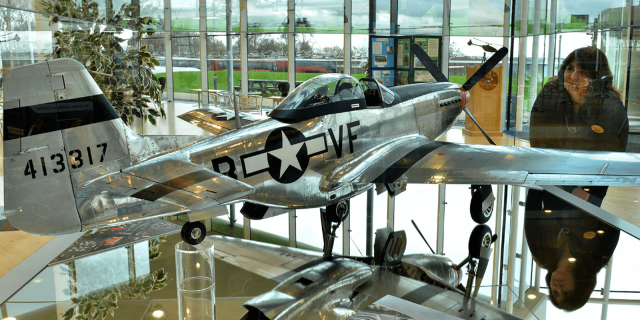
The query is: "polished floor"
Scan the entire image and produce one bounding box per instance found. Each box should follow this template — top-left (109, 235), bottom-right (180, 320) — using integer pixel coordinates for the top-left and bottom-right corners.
top-left (1, 99), bottom-right (640, 320)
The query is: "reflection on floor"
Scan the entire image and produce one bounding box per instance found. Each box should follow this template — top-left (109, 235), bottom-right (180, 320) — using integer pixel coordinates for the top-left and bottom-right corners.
top-left (1, 229), bottom-right (277, 320)
top-left (2, 100), bottom-right (640, 320)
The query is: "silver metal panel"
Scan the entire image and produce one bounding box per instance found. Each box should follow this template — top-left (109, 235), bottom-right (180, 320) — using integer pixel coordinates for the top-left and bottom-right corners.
top-left (319, 135), bottom-right (429, 191)
top-left (47, 59), bottom-right (103, 99)
top-left (4, 60), bottom-right (54, 107)
top-left (64, 119), bottom-right (131, 185)
top-left (5, 142), bottom-right (82, 235)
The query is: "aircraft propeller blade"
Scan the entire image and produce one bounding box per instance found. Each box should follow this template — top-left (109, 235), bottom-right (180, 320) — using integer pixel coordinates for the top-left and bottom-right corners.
top-left (411, 44), bottom-right (448, 82)
top-left (461, 47), bottom-right (508, 91)
top-left (411, 219), bottom-right (435, 254)
top-left (463, 107), bottom-right (497, 145)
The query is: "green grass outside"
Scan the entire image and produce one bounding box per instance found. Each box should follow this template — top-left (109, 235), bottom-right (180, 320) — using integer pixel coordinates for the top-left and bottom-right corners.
top-left (156, 71), bottom-right (370, 95)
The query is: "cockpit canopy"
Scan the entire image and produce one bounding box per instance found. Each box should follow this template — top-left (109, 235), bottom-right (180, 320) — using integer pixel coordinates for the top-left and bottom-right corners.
top-left (269, 74), bottom-right (367, 122)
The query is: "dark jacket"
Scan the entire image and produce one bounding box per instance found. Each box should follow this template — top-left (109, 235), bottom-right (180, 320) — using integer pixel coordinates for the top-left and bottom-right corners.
top-left (526, 77), bottom-right (626, 272)
top-left (529, 77), bottom-right (628, 152)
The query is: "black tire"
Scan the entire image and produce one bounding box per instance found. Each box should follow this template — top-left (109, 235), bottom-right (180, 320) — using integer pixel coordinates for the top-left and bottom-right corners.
top-left (468, 224), bottom-right (492, 259)
top-left (470, 186), bottom-right (493, 224)
top-left (182, 221), bottom-right (206, 245)
top-left (326, 200), bottom-right (350, 223)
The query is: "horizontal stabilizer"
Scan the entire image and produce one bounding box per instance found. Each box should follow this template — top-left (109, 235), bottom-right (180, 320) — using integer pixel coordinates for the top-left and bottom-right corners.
top-left (86, 158), bottom-right (254, 209)
top-left (179, 107), bottom-right (265, 135)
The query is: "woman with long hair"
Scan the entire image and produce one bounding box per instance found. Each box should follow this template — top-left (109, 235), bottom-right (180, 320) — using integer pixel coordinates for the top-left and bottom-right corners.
top-left (525, 46), bottom-right (627, 311)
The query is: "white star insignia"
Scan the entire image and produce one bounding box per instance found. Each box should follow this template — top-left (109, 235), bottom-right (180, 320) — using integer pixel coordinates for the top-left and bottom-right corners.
top-left (269, 131), bottom-right (305, 178)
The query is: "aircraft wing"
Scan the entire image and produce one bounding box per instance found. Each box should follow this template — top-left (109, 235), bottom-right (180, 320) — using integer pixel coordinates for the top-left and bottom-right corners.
top-left (320, 137), bottom-right (640, 190)
top-left (179, 107), bottom-right (266, 135)
top-left (210, 235), bottom-right (324, 282)
top-left (85, 158), bottom-right (254, 210)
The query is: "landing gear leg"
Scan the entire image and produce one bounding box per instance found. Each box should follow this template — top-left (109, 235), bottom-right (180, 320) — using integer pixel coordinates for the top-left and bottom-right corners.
top-left (321, 200), bottom-right (350, 257)
top-left (181, 221), bottom-right (206, 245)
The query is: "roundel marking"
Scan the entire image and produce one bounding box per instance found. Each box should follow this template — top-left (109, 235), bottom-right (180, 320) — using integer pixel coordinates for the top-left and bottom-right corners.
top-left (264, 127), bottom-right (309, 184)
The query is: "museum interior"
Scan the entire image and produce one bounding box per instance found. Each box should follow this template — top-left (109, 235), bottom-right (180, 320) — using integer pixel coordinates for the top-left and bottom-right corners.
top-left (1, 0), bottom-right (640, 319)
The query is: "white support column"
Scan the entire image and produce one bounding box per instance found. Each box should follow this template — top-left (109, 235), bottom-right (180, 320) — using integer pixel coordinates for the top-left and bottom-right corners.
top-left (506, 186), bottom-right (521, 314)
top-left (288, 0), bottom-right (295, 89)
top-left (441, 0), bottom-right (450, 78)
top-left (240, 0), bottom-right (248, 93)
top-left (289, 210), bottom-right (297, 247)
top-left (601, 255), bottom-right (613, 320)
top-left (343, 212), bottom-right (351, 255)
top-left (517, 230), bottom-right (529, 308)
top-left (436, 184), bottom-right (446, 254)
top-left (164, 0), bottom-right (174, 101)
top-left (491, 185), bottom-right (505, 305)
top-left (244, 216), bottom-right (251, 239)
top-left (199, 0), bottom-right (209, 104)
top-left (387, 194), bottom-right (395, 230)
top-left (515, 0), bottom-right (529, 132)
top-left (344, 0), bottom-right (352, 75)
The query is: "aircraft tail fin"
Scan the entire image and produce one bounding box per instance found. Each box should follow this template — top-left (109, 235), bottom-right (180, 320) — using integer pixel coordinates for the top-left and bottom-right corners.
top-left (3, 58), bottom-right (132, 235)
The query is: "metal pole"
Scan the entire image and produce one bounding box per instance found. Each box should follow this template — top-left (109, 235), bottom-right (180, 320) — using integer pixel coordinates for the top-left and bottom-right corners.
top-left (515, 0), bottom-right (529, 132)
top-left (343, 212), bottom-right (350, 255)
top-left (506, 187), bottom-right (520, 314)
top-left (441, 0), bottom-right (450, 78)
top-left (528, 0), bottom-right (542, 109)
top-left (601, 255), bottom-right (613, 320)
top-left (226, 0), bottom-right (234, 93)
top-left (289, 210), bottom-right (296, 247)
top-left (199, 0), bottom-right (209, 105)
top-left (229, 204), bottom-right (236, 230)
top-left (436, 184), bottom-right (446, 254)
top-left (287, 0), bottom-right (295, 89)
top-left (344, 0), bottom-right (352, 75)
top-left (546, 0), bottom-right (558, 79)
top-left (240, 0), bottom-right (248, 93)
top-left (387, 193), bottom-right (395, 230)
top-left (366, 187), bottom-right (374, 257)
top-left (164, 0), bottom-right (174, 101)
top-left (491, 185), bottom-right (505, 305)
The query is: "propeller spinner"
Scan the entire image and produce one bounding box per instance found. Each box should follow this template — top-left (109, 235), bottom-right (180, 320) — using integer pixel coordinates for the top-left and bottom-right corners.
top-left (411, 44), bottom-right (508, 146)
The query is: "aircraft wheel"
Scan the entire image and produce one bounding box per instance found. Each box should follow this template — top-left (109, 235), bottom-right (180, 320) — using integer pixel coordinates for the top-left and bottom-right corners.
top-left (470, 187), bottom-right (493, 224)
top-left (182, 221), bottom-right (206, 245)
top-left (468, 224), bottom-right (492, 259)
top-left (326, 200), bottom-right (349, 223)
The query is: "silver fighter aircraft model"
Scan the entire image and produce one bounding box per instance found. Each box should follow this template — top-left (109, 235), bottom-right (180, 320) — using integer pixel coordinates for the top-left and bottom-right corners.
top-left (210, 225), bottom-right (514, 320)
top-left (4, 45), bottom-right (640, 246)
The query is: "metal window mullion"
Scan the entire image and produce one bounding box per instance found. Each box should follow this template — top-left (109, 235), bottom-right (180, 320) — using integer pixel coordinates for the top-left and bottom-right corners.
top-left (506, 187), bottom-right (521, 314)
top-left (164, 0), bottom-right (174, 101)
top-left (199, 0), bottom-right (209, 104)
top-left (442, 0), bottom-right (450, 78)
top-left (491, 185), bottom-right (505, 304)
top-left (343, 211), bottom-right (350, 255)
top-left (240, 0), bottom-right (248, 93)
top-left (288, 0), bottom-right (295, 88)
top-left (436, 184), bottom-right (446, 254)
top-left (515, 0), bottom-right (529, 132)
top-left (601, 254), bottom-right (614, 320)
top-left (344, 0), bottom-right (352, 75)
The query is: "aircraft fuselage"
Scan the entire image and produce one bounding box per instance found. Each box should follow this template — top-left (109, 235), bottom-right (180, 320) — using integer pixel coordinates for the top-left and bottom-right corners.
top-left (185, 83), bottom-right (463, 209)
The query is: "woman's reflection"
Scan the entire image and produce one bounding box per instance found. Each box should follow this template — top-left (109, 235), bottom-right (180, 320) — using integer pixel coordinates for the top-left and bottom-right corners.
top-left (526, 46), bottom-right (627, 311)
top-left (525, 195), bottom-right (620, 311)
